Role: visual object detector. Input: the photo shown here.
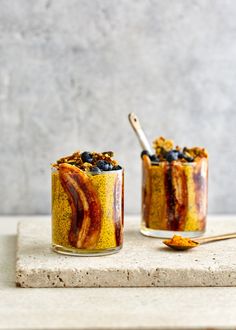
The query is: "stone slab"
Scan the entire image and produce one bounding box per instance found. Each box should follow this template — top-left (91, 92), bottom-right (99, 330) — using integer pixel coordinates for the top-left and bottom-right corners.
top-left (1, 216), bottom-right (236, 330)
top-left (16, 216), bottom-right (236, 288)
top-left (2, 216), bottom-right (236, 329)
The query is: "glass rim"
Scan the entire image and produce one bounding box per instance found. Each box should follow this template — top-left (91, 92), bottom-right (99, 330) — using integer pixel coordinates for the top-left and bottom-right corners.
top-left (146, 159), bottom-right (207, 166)
top-left (51, 166), bottom-right (123, 174)
top-left (88, 168), bottom-right (123, 175)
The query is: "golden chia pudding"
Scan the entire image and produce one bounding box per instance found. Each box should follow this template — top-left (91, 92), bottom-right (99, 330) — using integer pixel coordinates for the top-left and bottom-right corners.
top-left (51, 151), bottom-right (124, 256)
top-left (141, 137), bottom-right (208, 238)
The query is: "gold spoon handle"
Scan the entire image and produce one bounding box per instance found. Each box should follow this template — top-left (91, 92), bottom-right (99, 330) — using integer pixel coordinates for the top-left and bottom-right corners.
top-left (128, 113), bottom-right (153, 154)
top-left (196, 232), bottom-right (236, 244)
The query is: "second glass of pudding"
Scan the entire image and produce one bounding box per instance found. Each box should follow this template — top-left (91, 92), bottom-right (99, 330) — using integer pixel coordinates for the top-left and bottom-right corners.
top-left (141, 137), bottom-right (208, 238)
top-left (52, 151), bottom-right (124, 256)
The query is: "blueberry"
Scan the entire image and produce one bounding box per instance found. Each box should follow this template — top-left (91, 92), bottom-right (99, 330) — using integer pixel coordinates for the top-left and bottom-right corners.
top-left (141, 150), bottom-right (150, 158)
top-left (103, 163), bottom-right (110, 171)
top-left (90, 166), bottom-right (101, 174)
top-left (113, 165), bottom-right (122, 170)
top-left (184, 155), bottom-right (194, 162)
top-left (107, 163), bottom-right (113, 171)
top-left (176, 149), bottom-right (194, 162)
top-left (97, 160), bottom-right (105, 169)
top-left (81, 151), bottom-right (93, 163)
top-left (177, 151), bottom-right (185, 159)
top-left (150, 154), bottom-right (159, 162)
top-left (96, 160), bottom-right (110, 171)
top-left (166, 150), bottom-right (178, 162)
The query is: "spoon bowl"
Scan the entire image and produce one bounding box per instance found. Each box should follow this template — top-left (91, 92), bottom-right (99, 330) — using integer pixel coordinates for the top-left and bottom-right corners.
top-left (163, 240), bottom-right (199, 251)
top-left (163, 232), bottom-right (236, 251)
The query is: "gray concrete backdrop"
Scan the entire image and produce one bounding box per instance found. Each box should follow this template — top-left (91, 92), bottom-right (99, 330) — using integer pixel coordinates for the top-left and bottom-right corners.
top-left (0, 0), bottom-right (236, 215)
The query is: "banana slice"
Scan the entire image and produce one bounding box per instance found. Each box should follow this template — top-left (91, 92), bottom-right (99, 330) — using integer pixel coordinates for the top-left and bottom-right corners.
top-left (142, 155), bottom-right (152, 227)
top-left (59, 164), bottom-right (102, 249)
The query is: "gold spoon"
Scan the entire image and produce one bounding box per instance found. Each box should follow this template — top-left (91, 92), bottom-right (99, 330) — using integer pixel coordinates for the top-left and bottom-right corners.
top-left (163, 232), bottom-right (236, 251)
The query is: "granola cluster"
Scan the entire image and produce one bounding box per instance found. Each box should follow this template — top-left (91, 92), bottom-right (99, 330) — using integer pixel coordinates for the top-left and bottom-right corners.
top-left (151, 136), bottom-right (208, 163)
top-left (53, 151), bottom-right (121, 173)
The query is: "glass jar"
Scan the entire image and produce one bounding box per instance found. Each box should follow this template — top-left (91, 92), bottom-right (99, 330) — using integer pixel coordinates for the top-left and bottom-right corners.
top-left (51, 165), bottom-right (124, 256)
top-left (141, 155), bottom-right (208, 238)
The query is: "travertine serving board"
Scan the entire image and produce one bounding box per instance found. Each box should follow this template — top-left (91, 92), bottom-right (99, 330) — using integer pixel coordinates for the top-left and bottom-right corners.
top-left (16, 217), bottom-right (236, 288)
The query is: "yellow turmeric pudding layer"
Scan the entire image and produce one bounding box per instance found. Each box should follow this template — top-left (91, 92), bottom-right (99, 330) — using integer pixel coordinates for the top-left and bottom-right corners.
top-left (51, 151), bottom-right (124, 254)
top-left (142, 137), bottom-right (208, 233)
top-left (164, 235), bottom-right (199, 247)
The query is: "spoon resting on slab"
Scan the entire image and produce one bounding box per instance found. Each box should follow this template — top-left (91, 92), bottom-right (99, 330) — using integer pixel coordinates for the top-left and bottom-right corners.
top-left (163, 232), bottom-right (236, 251)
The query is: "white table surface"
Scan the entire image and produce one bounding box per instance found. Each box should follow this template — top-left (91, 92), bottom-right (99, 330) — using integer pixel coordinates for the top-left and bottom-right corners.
top-left (1, 215), bottom-right (236, 330)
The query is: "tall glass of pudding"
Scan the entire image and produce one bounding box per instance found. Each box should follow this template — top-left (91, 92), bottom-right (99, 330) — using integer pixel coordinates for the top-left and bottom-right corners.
top-left (141, 137), bottom-right (208, 238)
top-left (51, 151), bottom-right (124, 256)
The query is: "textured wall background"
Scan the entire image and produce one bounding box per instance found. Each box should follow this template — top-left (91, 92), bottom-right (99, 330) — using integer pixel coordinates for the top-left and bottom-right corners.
top-left (0, 0), bottom-right (236, 215)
